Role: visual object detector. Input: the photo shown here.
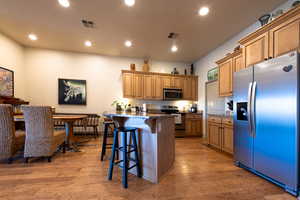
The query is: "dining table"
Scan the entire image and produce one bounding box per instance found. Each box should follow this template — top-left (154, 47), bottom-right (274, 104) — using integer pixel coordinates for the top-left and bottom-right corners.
top-left (14, 114), bottom-right (88, 152)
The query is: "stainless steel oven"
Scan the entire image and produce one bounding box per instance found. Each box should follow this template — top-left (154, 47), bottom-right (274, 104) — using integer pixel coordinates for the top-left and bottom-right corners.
top-left (163, 88), bottom-right (183, 100)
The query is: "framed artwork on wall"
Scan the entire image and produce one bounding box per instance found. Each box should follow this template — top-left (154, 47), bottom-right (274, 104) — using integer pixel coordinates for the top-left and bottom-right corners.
top-left (0, 67), bottom-right (14, 97)
top-left (58, 79), bottom-right (87, 105)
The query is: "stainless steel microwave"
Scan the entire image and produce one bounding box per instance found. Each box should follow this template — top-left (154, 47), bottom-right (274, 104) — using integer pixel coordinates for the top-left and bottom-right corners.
top-left (163, 88), bottom-right (183, 100)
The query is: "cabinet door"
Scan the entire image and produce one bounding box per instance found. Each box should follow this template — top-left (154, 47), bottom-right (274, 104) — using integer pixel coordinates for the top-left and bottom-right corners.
top-left (219, 59), bottom-right (233, 97)
top-left (242, 32), bottom-right (269, 67)
top-left (208, 122), bottom-right (222, 149)
top-left (221, 125), bottom-right (234, 154)
top-left (143, 75), bottom-right (153, 99)
top-left (133, 74), bottom-right (144, 99)
top-left (269, 19), bottom-right (300, 58)
top-left (233, 54), bottom-right (244, 72)
top-left (122, 72), bottom-right (134, 98)
top-left (185, 119), bottom-right (192, 135)
top-left (191, 77), bottom-right (198, 101)
top-left (153, 75), bottom-right (163, 100)
top-left (162, 76), bottom-right (172, 88)
top-left (183, 77), bottom-right (192, 100)
top-left (173, 77), bottom-right (184, 89)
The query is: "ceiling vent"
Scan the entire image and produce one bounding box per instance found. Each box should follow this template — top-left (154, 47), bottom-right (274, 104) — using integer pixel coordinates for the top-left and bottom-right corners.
top-left (168, 32), bottom-right (179, 39)
top-left (81, 19), bottom-right (95, 28)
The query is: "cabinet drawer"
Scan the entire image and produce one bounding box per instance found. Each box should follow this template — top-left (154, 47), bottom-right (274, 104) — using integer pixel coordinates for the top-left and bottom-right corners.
top-left (186, 114), bottom-right (202, 119)
top-left (222, 117), bottom-right (233, 126)
top-left (208, 116), bottom-right (222, 123)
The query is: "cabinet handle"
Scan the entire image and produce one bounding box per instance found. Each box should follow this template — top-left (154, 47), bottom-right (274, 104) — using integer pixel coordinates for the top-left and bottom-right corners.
top-left (269, 57), bottom-right (273, 60)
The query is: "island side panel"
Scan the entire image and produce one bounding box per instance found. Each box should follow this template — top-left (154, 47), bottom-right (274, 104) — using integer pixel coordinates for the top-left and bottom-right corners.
top-left (122, 117), bottom-right (158, 183)
top-left (157, 117), bottom-right (175, 181)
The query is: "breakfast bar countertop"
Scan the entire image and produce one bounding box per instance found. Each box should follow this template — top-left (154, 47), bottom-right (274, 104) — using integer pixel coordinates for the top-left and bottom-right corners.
top-left (103, 111), bottom-right (175, 119)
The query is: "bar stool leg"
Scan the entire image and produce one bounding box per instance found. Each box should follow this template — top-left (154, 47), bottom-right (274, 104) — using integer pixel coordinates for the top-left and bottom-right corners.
top-left (122, 131), bottom-right (128, 188)
top-left (132, 130), bottom-right (142, 178)
top-left (116, 134), bottom-right (119, 160)
top-left (108, 129), bottom-right (118, 180)
top-left (100, 123), bottom-right (109, 161)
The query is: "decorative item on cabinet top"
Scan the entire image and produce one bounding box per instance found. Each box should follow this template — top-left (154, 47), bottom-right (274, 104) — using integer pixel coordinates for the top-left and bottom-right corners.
top-left (142, 59), bottom-right (150, 72)
top-left (207, 67), bottom-right (218, 81)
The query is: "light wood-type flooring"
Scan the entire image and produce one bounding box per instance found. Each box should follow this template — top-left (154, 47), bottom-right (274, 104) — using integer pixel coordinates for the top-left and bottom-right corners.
top-left (0, 137), bottom-right (297, 200)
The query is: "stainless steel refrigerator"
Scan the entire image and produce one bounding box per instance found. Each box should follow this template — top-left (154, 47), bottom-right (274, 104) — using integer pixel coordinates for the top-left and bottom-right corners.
top-left (233, 51), bottom-right (299, 196)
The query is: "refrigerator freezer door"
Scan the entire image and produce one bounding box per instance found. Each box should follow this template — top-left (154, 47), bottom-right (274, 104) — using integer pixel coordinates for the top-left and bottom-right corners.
top-left (233, 67), bottom-right (254, 168)
top-left (253, 51), bottom-right (299, 192)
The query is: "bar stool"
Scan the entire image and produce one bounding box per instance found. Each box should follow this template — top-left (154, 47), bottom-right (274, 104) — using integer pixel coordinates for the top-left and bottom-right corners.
top-left (108, 127), bottom-right (142, 188)
top-left (100, 119), bottom-right (118, 161)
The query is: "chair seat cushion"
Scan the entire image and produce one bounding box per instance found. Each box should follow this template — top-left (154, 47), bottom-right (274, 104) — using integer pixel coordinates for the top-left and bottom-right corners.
top-left (53, 130), bottom-right (66, 143)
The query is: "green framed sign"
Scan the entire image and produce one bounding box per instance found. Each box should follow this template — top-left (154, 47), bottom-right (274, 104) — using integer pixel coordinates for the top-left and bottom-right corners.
top-left (207, 67), bottom-right (218, 81)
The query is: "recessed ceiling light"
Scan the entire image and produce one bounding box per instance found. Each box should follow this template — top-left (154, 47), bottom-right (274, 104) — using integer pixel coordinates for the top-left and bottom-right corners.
top-left (58, 0), bottom-right (70, 8)
top-left (85, 40), bottom-right (92, 47)
top-left (28, 34), bottom-right (38, 41)
top-left (124, 0), bottom-right (135, 7)
top-left (125, 40), bottom-right (132, 47)
top-left (171, 45), bottom-right (178, 52)
top-left (198, 7), bottom-right (209, 16)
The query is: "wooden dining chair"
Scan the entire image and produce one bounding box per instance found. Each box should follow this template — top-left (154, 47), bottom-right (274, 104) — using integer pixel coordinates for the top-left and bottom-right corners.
top-left (0, 104), bottom-right (25, 164)
top-left (21, 106), bottom-right (66, 163)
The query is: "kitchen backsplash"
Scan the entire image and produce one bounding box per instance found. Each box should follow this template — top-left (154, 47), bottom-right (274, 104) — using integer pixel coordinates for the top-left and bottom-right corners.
top-left (129, 99), bottom-right (197, 112)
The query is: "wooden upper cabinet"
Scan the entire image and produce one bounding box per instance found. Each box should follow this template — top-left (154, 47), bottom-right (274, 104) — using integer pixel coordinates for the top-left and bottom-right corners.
top-left (122, 70), bottom-right (198, 100)
top-left (269, 18), bottom-right (300, 58)
top-left (153, 75), bottom-right (163, 99)
top-left (122, 72), bottom-right (134, 98)
top-left (162, 76), bottom-right (172, 88)
top-left (183, 78), bottom-right (192, 100)
top-left (233, 52), bottom-right (243, 72)
top-left (173, 77), bottom-right (184, 89)
top-left (218, 58), bottom-right (233, 97)
top-left (143, 75), bottom-right (154, 99)
top-left (133, 74), bottom-right (144, 99)
top-left (241, 32), bottom-right (269, 68)
top-left (191, 77), bottom-right (198, 101)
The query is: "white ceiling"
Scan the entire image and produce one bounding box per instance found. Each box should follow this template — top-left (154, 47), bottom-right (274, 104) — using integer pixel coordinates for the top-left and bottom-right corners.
top-left (0, 0), bottom-right (286, 62)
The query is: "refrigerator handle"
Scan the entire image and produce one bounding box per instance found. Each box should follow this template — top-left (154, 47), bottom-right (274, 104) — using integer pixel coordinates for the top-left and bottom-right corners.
top-left (247, 82), bottom-right (253, 136)
top-left (251, 81), bottom-right (257, 137)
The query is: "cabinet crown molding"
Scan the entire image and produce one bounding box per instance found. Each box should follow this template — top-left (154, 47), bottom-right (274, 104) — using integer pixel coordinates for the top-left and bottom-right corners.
top-left (121, 70), bottom-right (198, 78)
top-left (239, 5), bottom-right (300, 45)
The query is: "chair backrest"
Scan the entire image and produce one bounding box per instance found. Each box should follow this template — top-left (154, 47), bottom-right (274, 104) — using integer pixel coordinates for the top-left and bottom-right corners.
top-left (22, 106), bottom-right (54, 142)
top-left (0, 104), bottom-right (15, 159)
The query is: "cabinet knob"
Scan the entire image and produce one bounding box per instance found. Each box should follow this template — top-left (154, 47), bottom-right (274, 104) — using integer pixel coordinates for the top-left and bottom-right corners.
top-left (269, 57), bottom-right (273, 60)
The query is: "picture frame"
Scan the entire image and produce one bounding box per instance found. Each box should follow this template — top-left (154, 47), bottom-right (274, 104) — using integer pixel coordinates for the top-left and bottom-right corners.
top-left (207, 67), bottom-right (219, 81)
top-left (58, 79), bottom-right (87, 105)
top-left (0, 67), bottom-right (14, 97)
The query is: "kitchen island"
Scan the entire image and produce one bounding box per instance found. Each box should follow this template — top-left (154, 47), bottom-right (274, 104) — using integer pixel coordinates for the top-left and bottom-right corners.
top-left (104, 112), bottom-right (175, 183)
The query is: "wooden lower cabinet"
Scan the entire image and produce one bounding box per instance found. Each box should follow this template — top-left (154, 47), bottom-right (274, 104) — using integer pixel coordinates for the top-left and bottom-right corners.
top-left (185, 113), bottom-right (203, 137)
top-left (221, 125), bottom-right (234, 154)
top-left (207, 116), bottom-right (233, 154)
top-left (208, 122), bottom-right (222, 149)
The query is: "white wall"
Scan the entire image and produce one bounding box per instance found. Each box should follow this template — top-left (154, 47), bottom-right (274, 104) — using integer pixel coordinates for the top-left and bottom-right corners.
top-left (194, 0), bottom-right (294, 134)
top-left (0, 32), bottom-right (25, 98)
top-left (24, 48), bottom-right (189, 114)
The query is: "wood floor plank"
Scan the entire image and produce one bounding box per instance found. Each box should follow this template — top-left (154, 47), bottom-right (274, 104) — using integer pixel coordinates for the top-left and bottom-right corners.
top-left (0, 137), bottom-right (296, 200)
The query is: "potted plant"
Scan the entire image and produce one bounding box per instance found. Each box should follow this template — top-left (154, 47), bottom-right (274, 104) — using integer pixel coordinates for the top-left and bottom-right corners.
top-left (111, 100), bottom-right (130, 112)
